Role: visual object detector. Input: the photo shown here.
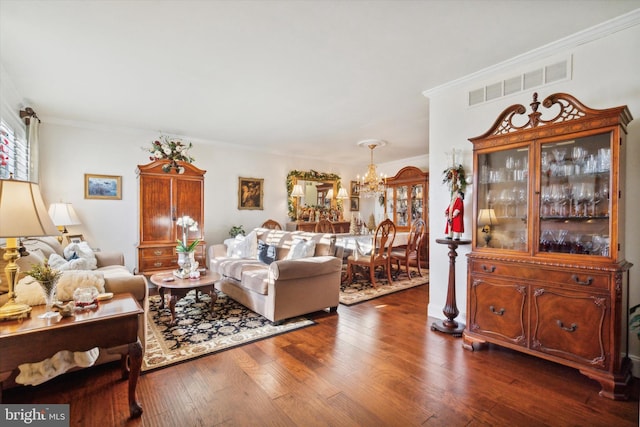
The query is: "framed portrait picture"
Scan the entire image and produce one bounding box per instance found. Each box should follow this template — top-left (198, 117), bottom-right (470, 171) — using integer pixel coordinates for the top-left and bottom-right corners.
top-left (66, 234), bottom-right (84, 245)
top-left (350, 180), bottom-right (360, 196)
top-left (238, 177), bottom-right (264, 210)
top-left (350, 197), bottom-right (359, 211)
top-left (85, 174), bottom-right (122, 200)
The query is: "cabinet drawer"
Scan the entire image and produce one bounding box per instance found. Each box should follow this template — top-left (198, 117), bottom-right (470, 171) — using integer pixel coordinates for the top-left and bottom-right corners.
top-left (468, 276), bottom-right (527, 347)
top-left (469, 260), bottom-right (609, 290)
top-left (139, 247), bottom-right (175, 258)
top-left (139, 256), bottom-right (177, 271)
top-left (531, 287), bottom-right (609, 369)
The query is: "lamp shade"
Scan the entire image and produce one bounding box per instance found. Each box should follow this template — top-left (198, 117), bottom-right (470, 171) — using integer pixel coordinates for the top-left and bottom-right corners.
top-left (326, 189), bottom-right (334, 199)
top-left (291, 184), bottom-right (304, 197)
top-left (336, 188), bottom-right (349, 199)
top-left (0, 179), bottom-right (60, 237)
top-left (477, 209), bottom-right (498, 227)
top-left (48, 202), bottom-right (81, 226)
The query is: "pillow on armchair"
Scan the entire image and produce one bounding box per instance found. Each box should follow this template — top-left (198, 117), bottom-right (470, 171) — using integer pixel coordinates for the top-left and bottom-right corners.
top-left (48, 242), bottom-right (98, 271)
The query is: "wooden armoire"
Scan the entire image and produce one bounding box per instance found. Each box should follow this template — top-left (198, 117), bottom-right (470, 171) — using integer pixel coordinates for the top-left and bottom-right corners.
top-left (137, 160), bottom-right (206, 275)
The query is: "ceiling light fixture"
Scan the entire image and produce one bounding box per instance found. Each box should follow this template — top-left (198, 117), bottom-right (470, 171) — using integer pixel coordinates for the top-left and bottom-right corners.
top-left (356, 139), bottom-right (387, 198)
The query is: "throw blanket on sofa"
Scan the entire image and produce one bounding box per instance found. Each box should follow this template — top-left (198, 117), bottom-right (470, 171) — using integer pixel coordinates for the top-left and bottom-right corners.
top-left (48, 241), bottom-right (98, 271)
top-left (15, 347), bottom-right (99, 386)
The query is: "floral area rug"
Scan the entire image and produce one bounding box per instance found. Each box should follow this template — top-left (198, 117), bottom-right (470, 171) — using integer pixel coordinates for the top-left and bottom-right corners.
top-left (143, 290), bottom-right (315, 372)
top-left (339, 268), bottom-right (429, 306)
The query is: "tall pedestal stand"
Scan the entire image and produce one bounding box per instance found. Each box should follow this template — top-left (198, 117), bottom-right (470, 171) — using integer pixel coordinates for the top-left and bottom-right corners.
top-left (431, 238), bottom-right (471, 337)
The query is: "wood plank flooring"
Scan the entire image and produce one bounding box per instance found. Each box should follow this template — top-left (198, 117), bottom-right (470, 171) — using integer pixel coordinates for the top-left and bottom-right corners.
top-left (4, 284), bottom-right (638, 426)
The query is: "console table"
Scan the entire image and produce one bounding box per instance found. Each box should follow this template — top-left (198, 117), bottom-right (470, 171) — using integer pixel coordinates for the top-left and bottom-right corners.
top-left (0, 293), bottom-right (144, 418)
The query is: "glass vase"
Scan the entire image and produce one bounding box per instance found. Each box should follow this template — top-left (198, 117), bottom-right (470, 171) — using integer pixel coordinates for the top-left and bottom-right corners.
top-left (38, 278), bottom-right (59, 319)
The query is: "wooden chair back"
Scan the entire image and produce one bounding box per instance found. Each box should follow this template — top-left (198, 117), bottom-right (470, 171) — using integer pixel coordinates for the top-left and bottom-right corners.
top-left (373, 218), bottom-right (396, 259)
top-left (261, 219), bottom-right (282, 230)
top-left (315, 218), bottom-right (335, 233)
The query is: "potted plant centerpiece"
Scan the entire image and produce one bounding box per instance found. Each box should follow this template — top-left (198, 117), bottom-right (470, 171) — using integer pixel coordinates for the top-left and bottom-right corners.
top-left (26, 258), bottom-right (62, 319)
top-left (175, 215), bottom-right (200, 279)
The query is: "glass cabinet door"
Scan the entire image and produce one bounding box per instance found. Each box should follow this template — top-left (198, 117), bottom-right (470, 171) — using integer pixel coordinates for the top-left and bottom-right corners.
top-left (396, 185), bottom-right (409, 227)
top-left (477, 147), bottom-right (529, 251)
top-left (411, 184), bottom-right (424, 222)
top-left (538, 133), bottom-right (611, 256)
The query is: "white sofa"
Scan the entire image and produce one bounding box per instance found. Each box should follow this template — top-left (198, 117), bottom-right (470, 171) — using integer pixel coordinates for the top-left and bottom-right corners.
top-left (208, 228), bottom-right (342, 324)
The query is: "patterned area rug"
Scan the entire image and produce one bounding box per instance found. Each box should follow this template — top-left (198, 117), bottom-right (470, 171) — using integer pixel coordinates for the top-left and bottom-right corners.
top-left (340, 269), bottom-right (429, 306)
top-left (143, 290), bottom-right (315, 372)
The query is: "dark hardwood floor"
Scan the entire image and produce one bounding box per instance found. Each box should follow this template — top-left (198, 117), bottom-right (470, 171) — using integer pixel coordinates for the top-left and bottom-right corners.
top-left (4, 284), bottom-right (638, 426)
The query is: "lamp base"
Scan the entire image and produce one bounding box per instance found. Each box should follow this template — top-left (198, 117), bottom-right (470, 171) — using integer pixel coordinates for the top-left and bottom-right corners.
top-left (0, 298), bottom-right (32, 321)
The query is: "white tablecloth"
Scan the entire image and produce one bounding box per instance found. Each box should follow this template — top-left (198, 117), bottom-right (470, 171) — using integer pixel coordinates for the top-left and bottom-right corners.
top-left (336, 232), bottom-right (409, 256)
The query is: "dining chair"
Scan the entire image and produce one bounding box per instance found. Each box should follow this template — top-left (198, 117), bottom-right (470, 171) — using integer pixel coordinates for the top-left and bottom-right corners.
top-left (261, 219), bottom-right (282, 230)
top-left (315, 218), bottom-right (335, 233)
top-left (346, 218), bottom-right (396, 287)
top-left (390, 218), bottom-right (426, 279)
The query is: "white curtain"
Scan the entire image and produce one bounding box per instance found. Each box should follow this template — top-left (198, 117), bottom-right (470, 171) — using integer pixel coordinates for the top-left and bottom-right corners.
top-left (27, 117), bottom-right (39, 183)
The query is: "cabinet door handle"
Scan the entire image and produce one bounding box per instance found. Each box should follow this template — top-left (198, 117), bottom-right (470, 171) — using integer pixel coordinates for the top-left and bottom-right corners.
top-left (482, 265), bottom-right (496, 273)
top-left (556, 320), bottom-right (578, 332)
top-left (154, 262), bottom-right (163, 267)
top-left (489, 305), bottom-right (505, 316)
top-left (571, 275), bottom-right (593, 286)
top-left (153, 250), bottom-right (163, 256)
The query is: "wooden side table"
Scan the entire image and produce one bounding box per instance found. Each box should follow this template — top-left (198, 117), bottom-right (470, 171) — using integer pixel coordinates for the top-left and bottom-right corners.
top-left (431, 238), bottom-right (471, 337)
top-left (0, 293), bottom-right (144, 418)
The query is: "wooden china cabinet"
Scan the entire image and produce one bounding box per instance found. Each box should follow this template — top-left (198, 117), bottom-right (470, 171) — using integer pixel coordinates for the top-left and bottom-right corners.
top-left (384, 166), bottom-right (429, 266)
top-left (137, 160), bottom-right (206, 275)
top-left (463, 92), bottom-right (633, 399)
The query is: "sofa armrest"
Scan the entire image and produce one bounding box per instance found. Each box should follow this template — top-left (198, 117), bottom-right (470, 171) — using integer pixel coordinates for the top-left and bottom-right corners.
top-left (208, 244), bottom-right (228, 260)
top-left (270, 256), bottom-right (341, 281)
top-left (95, 251), bottom-right (125, 268)
top-left (103, 274), bottom-right (148, 304)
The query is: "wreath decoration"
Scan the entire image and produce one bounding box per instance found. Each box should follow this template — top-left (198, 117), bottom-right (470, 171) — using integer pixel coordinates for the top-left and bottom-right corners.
top-left (442, 164), bottom-right (467, 195)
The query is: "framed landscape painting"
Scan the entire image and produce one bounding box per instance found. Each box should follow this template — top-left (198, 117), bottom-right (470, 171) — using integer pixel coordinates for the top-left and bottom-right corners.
top-left (85, 174), bottom-right (122, 200)
top-left (238, 177), bottom-right (264, 210)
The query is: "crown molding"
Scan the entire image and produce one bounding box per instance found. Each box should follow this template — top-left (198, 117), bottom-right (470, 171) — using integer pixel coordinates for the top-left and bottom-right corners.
top-left (423, 8), bottom-right (640, 98)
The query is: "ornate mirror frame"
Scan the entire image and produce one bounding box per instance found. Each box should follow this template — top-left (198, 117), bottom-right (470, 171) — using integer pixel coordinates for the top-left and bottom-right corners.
top-left (287, 170), bottom-right (342, 220)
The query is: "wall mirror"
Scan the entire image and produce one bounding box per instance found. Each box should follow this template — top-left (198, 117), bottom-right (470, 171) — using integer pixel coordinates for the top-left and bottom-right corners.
top-left (287, 170), bottom-right (342, 220)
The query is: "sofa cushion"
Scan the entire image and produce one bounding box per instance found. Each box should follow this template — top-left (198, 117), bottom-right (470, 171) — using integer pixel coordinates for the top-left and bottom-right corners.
top-left (216, 257), bottom-right (265, 281)
top-left (15, 271), bottom-right (106, 305)
top-left (257, 241), bottom-right (277, 265)
top-left (240, 268), bottom-right (269, 295)
top-left (285, 239), bottom-right (316, 260)
top-left (226, 230), bottom-right (258, 258)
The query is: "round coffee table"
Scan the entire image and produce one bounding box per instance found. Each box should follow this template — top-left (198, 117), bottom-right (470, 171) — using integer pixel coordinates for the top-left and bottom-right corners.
top-left (149, 271), bottom-right (221, 325)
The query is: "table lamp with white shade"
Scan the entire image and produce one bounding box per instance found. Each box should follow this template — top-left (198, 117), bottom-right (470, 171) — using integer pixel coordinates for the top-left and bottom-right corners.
top-left (48, 202), bottom-right (81, 243)
top-left (0, 179), bottom-right (60, 320)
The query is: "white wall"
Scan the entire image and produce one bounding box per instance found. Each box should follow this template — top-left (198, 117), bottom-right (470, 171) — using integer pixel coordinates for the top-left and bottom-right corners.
top-left (36, 121), bottom-right (367, 272)
top-left (426, 20), bottom-right (640, 370)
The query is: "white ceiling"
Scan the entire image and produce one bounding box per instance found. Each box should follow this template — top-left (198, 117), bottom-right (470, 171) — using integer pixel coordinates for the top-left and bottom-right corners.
top-left (1, 1), bottom-right (638, 165)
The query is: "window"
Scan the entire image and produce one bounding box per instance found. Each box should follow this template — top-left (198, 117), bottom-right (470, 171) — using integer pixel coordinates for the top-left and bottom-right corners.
top-left (0, 119), bottom-right (29, 180)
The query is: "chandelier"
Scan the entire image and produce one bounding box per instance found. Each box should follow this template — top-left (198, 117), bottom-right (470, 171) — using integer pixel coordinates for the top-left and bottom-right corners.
top-left (356, 139), bottom-right (387, 198)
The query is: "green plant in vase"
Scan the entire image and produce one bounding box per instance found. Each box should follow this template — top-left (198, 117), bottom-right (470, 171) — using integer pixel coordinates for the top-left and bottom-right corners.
top-left (175, 215), bottom-right (200, 278)
top-left (229, 225), bottom-right (246, 238)
top-left (26, 258), bottom-right (62, 319)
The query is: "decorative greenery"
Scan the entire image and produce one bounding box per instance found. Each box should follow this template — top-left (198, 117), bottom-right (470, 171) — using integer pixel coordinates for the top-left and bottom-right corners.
top-left (26, 259), bottom-right (62, 284)
top-left (146, 135), bottom-right (194, 173)
top-left (229, 225), bottom-right (246, 238)
top-left (286, 170), bottom-right (342, 220)
top-left (442, 164), bottom-right (467, 195)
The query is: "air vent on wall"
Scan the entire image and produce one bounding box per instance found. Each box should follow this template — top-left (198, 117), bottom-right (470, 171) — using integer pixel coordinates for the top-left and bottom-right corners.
top-left (468, 56), bottom-right (572, 107)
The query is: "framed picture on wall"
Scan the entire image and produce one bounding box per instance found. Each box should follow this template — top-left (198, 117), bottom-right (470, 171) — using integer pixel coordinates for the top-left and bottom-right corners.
top-left (84, 174), bottom-right (122, 200)
top-left (238, 177), bottom-right (264, 210)
top-left (66, 234), bottom-right (84, 244)
top-left (350, 180), bottom-right (359, 196)
top-left (350, 197), bottom-right (359, 211)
